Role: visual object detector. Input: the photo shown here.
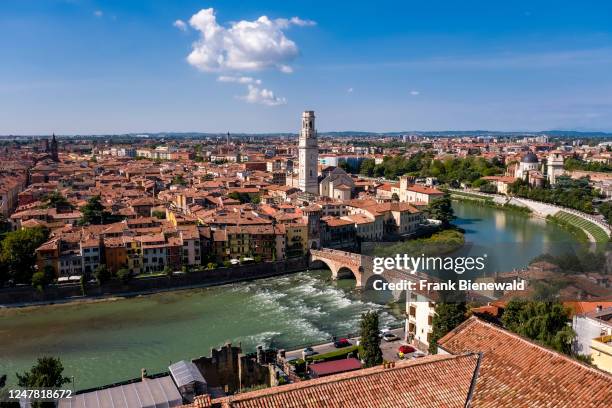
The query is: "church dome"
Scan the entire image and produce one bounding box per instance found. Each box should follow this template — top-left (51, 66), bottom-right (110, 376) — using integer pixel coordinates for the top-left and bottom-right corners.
top-left (521, 152), bottom-right (538, 163)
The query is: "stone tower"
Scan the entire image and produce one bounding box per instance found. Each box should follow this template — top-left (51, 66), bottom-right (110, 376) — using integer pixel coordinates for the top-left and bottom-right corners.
top-left (547, 151), bottom-right (564, 185)
top-left (50, 133), bottom-right (59, 162)
top-left (298, 110), bottom-right (319, 194)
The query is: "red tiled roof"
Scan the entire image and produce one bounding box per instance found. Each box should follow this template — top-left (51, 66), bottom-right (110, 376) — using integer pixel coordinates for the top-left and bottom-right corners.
top-left (564, 301), bottom-right (612, 316)
top-left (206, 354), bottom-right (479, 408)
top-left (438, 316), bottom-right (612, 407)
top-left (308, 358), bottom-right (362, 377)
top-left (407, 185), bottom-right (444, 195)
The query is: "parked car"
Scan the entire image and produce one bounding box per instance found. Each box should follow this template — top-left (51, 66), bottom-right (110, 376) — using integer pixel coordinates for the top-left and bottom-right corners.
top-left (382, 332), bottom-right (399, 342)
top-left (302, 347), bottom-right (316, 357)
top-left (398, 345), bottom-right (416, 355)
top-left (378, 327), bottom-right (392, 337)
top-left (334, 338), bottom-right (351, 348)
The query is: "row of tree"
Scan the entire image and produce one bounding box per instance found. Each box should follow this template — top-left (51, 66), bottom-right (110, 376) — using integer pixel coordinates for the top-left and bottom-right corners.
top-left (358, 154), bottom-right (505, 185)
top-left (428, 297), bottom-right (579, 359)
top-left (508, 176), bottom-right (599, 213)
top-left (564, 157), bottom-right (612, 173)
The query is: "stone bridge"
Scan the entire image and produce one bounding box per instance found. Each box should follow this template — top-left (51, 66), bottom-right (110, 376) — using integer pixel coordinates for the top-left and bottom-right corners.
top-left (310, 249), bottom-right (369, 287)
top-left (310, 248), bottom-right (421, 299)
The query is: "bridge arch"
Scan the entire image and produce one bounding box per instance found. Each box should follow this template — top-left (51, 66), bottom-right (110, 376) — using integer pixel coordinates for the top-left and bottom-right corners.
top-left (310, 249), bottom-right (364, 288)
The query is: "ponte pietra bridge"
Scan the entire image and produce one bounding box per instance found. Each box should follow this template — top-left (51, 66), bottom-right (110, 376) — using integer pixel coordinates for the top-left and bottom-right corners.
top-left (309, 248), bottom-right (422, 299)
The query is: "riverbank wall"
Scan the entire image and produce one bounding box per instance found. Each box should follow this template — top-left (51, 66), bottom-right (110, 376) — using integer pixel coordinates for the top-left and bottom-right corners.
top-left (447, 188), bottom-right (611, 243)
top-left (0, 256), bottom-right (309, 307)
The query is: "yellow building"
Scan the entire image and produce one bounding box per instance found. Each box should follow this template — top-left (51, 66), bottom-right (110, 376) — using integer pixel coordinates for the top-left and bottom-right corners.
top-left (591, 334), bottom-right (612, 374)
top-left (284, 222), bottom-right (308, 258)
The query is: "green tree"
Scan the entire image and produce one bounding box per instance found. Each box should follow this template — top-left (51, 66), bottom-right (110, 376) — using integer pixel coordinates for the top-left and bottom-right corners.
top-left (79, 275), bottom-right (86, 296)
top-left (501, 300), bottom-right (574, 354)
top-left (172, 175), bottom-right (187, 186)
top-left (0, 373), bottom-right (19, 408)
top-left (359, 159), bottom-right (376, 177)
top-left (429, 302), bottom-right (467, 354)
top-left (359, 311), bottom-right (383, 367)
top-left (31, 265), bottom-right (54, 290)
top-left (42, 191), bottom-right (72, 210)
top-left (117, 268), bottom-right (131, 284)
top-left (338, 161), bottom-right (353, 173)
top-left (0, 227), bottom-right (49, 284)
top-left (93, 265), bottom-right (110, 285)
top-left (426, 194), bottom-right (455, 227)
top-left (16, 357), bottom-right (70, 408)
top-left (152, 210), bottom-right (166, 219)
top-left (79, 195), bottom-right (115, 225)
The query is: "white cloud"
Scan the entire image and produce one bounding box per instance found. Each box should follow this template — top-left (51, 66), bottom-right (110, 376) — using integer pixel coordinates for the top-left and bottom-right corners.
top-left (276, 17), bottom-right (317, 28)
top-left (94, 10), bottom-right (103, 18)
top-left (347, 87), bottom-right (354, 93)
top-left (410, 90), bottom-right (420, 96)
top-left (186, 8), bottom-right (314, 73)
top-left (173, 19), bottom-right (188, 31)
top-left (217, 75), bottom-right (262, 85)
top-left (240, 84), bottom-right (287, 106)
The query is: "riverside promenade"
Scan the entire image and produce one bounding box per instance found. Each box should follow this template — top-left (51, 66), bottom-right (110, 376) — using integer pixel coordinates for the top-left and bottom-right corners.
top-left (448, 188), bottom-right (611, 243)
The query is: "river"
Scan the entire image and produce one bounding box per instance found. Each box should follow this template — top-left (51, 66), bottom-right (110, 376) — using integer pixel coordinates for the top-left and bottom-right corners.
top-left (0, 201), bottom-right (577, 390)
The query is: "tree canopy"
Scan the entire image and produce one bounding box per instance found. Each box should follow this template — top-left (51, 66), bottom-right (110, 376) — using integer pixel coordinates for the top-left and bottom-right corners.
top-left (41, 191), bottom-right (72, 210)
top-left (79, 195), bottom-right (117, 225)
top-left (502, 300), bottom-right (574, 355)
top-left (16, 357), bottom-right (70, 408)
top-left (429, 301), bottom-right (467, 354)
top-left (508, 176), bottom-right (598, 214)
top-left (0, 227), bottom-right (49, 284)
top-left (359, 311), bottom-right (383, 367)
top-left (426, 194), bottom-right (455, 227)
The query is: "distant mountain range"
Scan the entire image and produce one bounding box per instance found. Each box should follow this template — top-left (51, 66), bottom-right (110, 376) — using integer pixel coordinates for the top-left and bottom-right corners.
top-left (2, 129), bottom-right (612, 139)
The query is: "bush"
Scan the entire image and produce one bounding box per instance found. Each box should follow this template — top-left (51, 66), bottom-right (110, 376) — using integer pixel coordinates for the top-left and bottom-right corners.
top-left (94, 265), bottom-right (111, 285)
top-left (117, 268), bottom-right (131, 284)
top-left (31, 271), bottom-right (47, 290)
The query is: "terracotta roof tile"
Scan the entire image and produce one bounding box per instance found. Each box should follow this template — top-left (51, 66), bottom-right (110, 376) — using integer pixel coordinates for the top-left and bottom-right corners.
top-left (438, 316), bottom-right (612, 407)
top-left (207, 354), bottom-right (479, 408)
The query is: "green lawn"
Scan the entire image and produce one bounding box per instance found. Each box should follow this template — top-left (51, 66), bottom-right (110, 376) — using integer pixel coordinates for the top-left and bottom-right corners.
top-left (449, 190), bottom-right (494, 202)
top-left (554, 211), bottom-right (610, 243)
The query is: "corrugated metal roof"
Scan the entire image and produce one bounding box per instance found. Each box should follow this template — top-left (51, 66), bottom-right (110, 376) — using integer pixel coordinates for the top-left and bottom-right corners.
top-left (58, 376), bottom-right (182, 408)
top-left (169, 361), bottom-right (206, 388)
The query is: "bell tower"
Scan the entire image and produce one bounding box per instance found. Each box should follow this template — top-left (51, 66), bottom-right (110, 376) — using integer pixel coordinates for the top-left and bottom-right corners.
top-left (298, 111), bottom-right (319, 194)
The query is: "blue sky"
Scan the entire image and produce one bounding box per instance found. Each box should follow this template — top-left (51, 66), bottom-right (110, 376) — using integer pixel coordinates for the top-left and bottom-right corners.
top-left (1, 0), bottom-right (612, 134)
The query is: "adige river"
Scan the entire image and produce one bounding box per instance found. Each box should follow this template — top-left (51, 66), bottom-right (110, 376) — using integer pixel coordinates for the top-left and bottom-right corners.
top-left (0, 201), bottom-right (577, 389)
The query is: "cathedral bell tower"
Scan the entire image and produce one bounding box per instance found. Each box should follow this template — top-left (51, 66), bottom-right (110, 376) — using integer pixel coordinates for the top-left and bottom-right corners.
top-left (298, 111), bottom-right (319, 194)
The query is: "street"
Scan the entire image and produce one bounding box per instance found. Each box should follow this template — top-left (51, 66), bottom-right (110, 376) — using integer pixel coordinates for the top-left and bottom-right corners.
top-left (285, 327), bottom-right (408, 362)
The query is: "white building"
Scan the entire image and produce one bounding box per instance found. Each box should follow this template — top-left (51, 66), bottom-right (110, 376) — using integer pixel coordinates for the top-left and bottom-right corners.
top-left (406, 291), bottom-right (436, 349)
top-left (319, 166), bottom-right (354, 200)
top-left (515, 152), bottom-right (540, 180)
top-left (298, 111), bottom-right (319, 194)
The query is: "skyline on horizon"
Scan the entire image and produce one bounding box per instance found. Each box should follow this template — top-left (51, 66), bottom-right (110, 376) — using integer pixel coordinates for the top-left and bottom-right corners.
top-left (2, 0), bottom-right (612, 134)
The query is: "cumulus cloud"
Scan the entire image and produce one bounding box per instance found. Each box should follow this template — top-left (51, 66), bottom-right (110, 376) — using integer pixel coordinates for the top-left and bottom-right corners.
top-left (240, 84), bottom-right (287, 106)
top-left (173, 19), bottom-right (188, 31)
top-left (410, 90), bottom-right (420, 96)
top-left (186, 8), bottom-right (314, 73)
